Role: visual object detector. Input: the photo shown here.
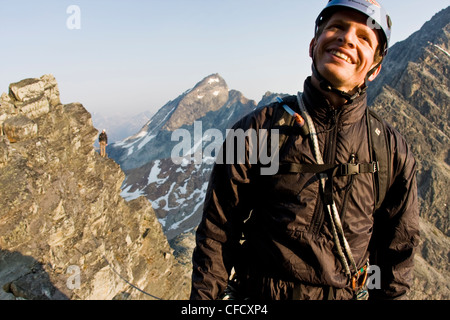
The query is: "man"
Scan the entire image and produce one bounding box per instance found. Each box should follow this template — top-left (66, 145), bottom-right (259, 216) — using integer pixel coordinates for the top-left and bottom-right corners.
top-left (99, 129), bottom-right (108, 158)
top-left (191, 0), bottom-right (419, 300)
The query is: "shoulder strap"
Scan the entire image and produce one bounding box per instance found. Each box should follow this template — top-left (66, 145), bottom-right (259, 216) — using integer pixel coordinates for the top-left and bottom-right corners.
top-left (367, 108), bottom-right (391, 210)
top-left (270, 95), bottom-right (298, 156)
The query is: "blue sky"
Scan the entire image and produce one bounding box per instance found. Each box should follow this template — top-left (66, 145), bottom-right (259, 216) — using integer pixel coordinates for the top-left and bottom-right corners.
top-left (1, 0), bottom-right (448, 117)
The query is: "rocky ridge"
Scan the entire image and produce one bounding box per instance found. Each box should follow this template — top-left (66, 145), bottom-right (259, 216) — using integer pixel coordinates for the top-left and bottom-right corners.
top-left (0, 75), bottom-right (190, 300)
top-left (368, 6), bottom-right (450, 300)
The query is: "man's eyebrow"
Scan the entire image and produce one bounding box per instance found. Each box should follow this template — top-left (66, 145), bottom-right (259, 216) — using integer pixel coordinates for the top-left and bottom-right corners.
top-left (327, 17), bottom-right (371, 29)
top-left (326, 18), bottom-right (377, 35)
top-left (326, 18), bottom-right (349, 25)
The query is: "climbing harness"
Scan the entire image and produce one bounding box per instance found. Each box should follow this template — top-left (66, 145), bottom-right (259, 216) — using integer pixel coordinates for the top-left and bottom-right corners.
top-left (352, 261), bottom-right (370, 300)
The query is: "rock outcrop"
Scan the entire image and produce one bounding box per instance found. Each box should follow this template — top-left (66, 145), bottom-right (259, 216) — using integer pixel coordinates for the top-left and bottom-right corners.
top-left (368, 7), bottom-right (450, 300)
top-left (0, 75), bottom-right (190, 300)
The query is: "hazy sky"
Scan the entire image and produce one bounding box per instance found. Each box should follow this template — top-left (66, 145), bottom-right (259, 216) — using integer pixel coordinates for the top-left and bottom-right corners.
top-left (1, 0), bottom-right (448, 117)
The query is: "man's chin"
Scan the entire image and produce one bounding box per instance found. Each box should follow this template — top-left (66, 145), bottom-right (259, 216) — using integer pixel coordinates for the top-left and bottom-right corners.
top-left (320, 73), bottom-right (352, 89)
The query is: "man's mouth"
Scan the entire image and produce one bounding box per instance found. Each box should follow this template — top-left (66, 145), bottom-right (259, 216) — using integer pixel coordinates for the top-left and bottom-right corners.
top-left (329, 50), bottom-right (353, 64)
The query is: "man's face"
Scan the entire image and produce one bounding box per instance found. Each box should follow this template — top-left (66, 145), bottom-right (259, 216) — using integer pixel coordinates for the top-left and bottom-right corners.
top-left (310, 9), bottom-right (381, 93)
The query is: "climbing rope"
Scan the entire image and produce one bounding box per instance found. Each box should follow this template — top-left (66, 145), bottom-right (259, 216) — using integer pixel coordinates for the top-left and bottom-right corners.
top-left (296, 92), bottom-right (358, 277)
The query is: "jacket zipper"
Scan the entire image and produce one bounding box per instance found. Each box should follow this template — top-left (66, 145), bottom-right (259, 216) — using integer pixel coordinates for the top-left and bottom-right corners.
top-left (310, 109), bottom-right (340, 235)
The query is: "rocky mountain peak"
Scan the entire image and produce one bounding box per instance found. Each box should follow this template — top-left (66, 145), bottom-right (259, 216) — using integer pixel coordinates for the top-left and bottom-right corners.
top-left (107, 73), bottom-right (253, 171)
top-left (162, 73), bottom-right (229, 131)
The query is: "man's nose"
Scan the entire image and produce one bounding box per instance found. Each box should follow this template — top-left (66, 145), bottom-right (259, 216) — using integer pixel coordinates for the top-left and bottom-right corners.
top-left (338, 30), bottom-right (356, 48)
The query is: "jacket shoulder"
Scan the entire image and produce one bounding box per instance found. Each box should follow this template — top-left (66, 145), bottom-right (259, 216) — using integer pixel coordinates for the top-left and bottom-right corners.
top-left (241, 95), bottom-right (298, 127)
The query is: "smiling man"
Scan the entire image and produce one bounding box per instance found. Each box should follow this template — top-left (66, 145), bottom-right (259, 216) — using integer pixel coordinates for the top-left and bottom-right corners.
top-left (312, 11), bottom-right (381, 101)
top-left (310, 1), bottom-right (387, 106)
top-left (191, 0), bottom-right (419, 300)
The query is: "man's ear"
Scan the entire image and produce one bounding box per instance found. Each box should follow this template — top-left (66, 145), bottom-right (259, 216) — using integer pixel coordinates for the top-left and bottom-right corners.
top-left (309, 38), bottom-right (316, 58)
top-left (368, 64), bottom-right (382, 82)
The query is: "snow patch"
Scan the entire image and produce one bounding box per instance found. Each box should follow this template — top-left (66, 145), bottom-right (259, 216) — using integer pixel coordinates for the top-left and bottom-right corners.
top-left (121, 185), bottom-right (145, 201)
top-left (177, 180), bottom-right (188, 195)
top-left (208, 78), bottom-right (220, 85)
top-left (433, 44), bottom-right (450, 58)
top-left (126, 145), bottom-right (134, 156)
top-left (137, 134), bottom-right (156, 150)
top-left (147, 160), bottom-right (169, 185)
top-left (150, 182), bottom-right (177, 211)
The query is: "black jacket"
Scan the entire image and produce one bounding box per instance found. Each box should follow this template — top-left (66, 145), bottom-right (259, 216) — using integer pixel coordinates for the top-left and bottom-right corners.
top-left (99, 132), bottom-right (107, 143)
top-left (191, 78), bottom-right (420, 300)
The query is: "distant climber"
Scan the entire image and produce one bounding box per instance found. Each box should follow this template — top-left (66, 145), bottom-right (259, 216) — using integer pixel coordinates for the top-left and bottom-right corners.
top-left (99, 129), bottom-right (108, 158)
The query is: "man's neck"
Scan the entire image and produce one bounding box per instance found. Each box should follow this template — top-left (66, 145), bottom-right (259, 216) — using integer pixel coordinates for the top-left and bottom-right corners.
top-left (310, 75), bottom-right (353, 108)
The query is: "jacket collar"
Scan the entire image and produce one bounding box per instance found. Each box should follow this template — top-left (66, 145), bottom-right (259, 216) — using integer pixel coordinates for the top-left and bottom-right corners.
top-left (301, 77), bottom-right (368, 126)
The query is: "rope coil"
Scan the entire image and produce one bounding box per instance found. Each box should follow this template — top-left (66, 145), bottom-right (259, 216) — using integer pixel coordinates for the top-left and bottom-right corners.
top-left (296, 92), bottom-right (358, 277)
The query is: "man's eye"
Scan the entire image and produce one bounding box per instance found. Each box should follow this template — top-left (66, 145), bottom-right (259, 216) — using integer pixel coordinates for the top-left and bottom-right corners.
top-left (359, 35), bottom-right (373, 45)
top-left (360, 36), bottom-right (369, 42)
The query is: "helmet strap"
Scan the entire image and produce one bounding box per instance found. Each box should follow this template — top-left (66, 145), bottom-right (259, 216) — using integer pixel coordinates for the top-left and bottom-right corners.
top-left (364, 60), bottom-right (383, 85)
top-left (311, 59), bottom-right (367, 104)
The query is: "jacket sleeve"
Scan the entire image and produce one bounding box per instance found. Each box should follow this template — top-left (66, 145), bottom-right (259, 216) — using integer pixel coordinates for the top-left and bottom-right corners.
top-left (370, 127), bottom-right (420, 300)
top-left (190, 115), bottom-right (260, 300)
